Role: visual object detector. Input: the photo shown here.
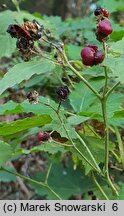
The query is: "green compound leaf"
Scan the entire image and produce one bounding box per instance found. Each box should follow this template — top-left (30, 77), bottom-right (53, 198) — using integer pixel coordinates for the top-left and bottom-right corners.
top-left (0, 141), bottom-right (13, 167)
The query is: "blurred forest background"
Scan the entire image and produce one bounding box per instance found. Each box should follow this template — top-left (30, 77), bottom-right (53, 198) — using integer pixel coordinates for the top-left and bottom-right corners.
top-left (1, 0), bottom-right (99, 19)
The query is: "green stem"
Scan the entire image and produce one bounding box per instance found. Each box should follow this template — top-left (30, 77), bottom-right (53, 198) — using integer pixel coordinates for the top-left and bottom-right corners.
top-left (114, 127), bottom-right (124, 168)
top-left (101, 66), bottom-right (118, 195)
top-left (61, 50), bottom-right (101, 99)
top-left (103, 66), bottom-right (108, 95)
top-left (103, 42), bottom-right (107, 58)
top-left (105, 82), bottom-right (120, 99)
top-left (76, 132), bottom-right (102, 173)
top-left (67, 61), bottom-right (101, 100)
top-left (85, 124), bottom-right (101, 138)
top-left (101, 97), bottom-right (109, 174)
top-left (62, 120), bottom-right (101, 173)
top-left (1, 167), bottom-right (61, 200)
top-left (92, 172), bottom-right (109, 200)
top-left (57, 101), bottom-right (62, 113)
top-left (45, 163), bottom-right (52, 184)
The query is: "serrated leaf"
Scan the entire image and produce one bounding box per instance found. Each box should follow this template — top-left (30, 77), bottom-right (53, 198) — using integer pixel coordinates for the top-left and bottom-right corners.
top-left (71, 136), bottom-right (114, 174)
top-left (103, 56), bottom-right (124, 83)
top-left (29, 163), bottom-right (94, 199)
top-left (16, 141), bottom-right (66, 155)
top-left (43, 119), bottom-right (77, 139)
top-left (0, 115), bottom-right (52, 137)
top-left (69, 79), bottom-right (104, 113)
top-left (109, 37), bottom-right (124, 54)
top-left (0, 141), bottom-right (13, 167)
top-left (67, 115), bottom-right (90, 125)
top-left (65, 44), bottom-right (82, 60)
top-left (0, 59), bottom-right (55, 95)
top-left (86, 93), bottom-right (124, 118)
top-left (0, 101), bottom-right (18, 115)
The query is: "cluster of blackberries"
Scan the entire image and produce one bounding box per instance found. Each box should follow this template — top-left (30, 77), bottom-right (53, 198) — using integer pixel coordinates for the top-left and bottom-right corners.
top-left (7, 20), bottom-right (43, 61)
top-left (80, 7), bottom-right (112, 66)
top-left (56, 86), bottom-right (69, 101)
top-left (94, 7), bottom-right (112, 42)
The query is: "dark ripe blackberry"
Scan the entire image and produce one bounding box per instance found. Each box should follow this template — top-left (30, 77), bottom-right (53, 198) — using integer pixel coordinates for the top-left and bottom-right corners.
top-left (94, 7), bottom-right (102, 16)
top-left (56, 86), bottom-right (69, 101)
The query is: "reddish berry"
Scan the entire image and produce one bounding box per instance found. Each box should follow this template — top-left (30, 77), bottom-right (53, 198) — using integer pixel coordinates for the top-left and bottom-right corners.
top-left (94, 50), bottom-right (105, 65)
top-left (37, 132), bottom-right (50, 142)
top-left (81, 47), bottom-right (95, 66)
top-left (101, 9), bottom-right (110, 17)
top-left (87, 44), bottom-right (98, 52)
top-left (97, 19), bottom-right (112, 35)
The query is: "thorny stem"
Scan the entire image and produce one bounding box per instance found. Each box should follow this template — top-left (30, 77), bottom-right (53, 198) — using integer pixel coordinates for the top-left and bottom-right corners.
top-left (92, 172), bottom-right (109, 200)
top-left (0, 167), bottom-right (61, 200)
